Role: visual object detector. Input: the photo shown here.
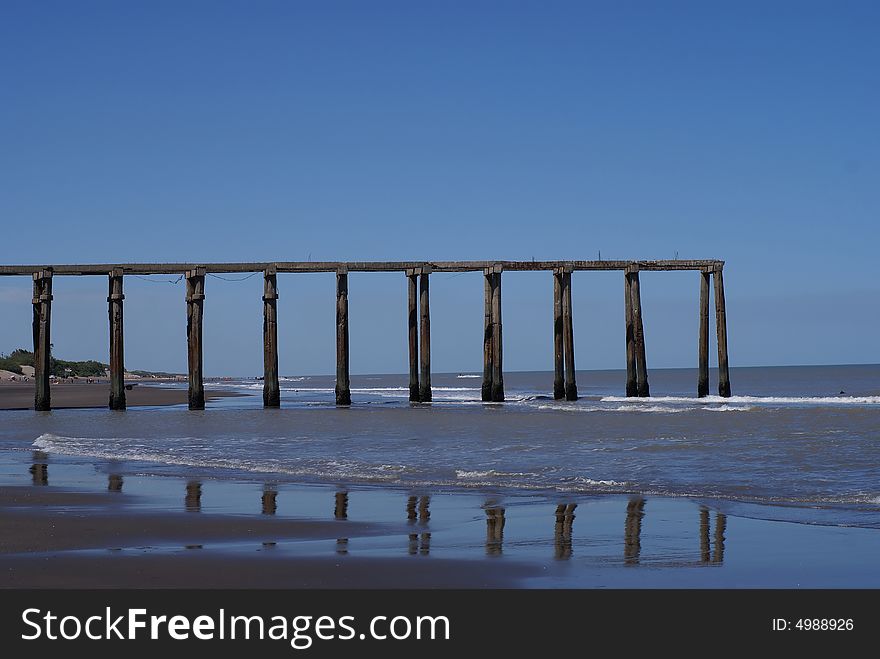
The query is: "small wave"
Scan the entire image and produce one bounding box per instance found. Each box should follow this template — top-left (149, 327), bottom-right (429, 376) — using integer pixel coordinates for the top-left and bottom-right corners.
top-left (456, 374), bottom-right (481, 379)
top-left (601, 395), bottom-right (880, 406)
top-left (455, 469), bottom-right (529, 479)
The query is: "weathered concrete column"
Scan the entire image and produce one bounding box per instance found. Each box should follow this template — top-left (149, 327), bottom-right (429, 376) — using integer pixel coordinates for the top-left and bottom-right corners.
top-left (481, 269), bottom-right (493, 402)
top-left (628, 266), bottom-right (650, 397)
top-left (713, 266), bottom-right (731, 397)
top-left (31, 270), bottom-right (53, 411)
top-left (419, 267), bottom-right (432, 402)
top-left (490, 265), bottom-right (504, 402)
top-left (335, 267), bottom-right (351, 406)
top-left (406, 269), bottom-right (419, 402)
top-left (561, 268), bottom-right (577, 401)
top-left (552, 270), bottom-right (565, 400)
top-left (185, 268), bottom-right (206, 410)
top-left (262, 267), bottom-right (280, 408)
top-left (698, 269), bottom-right (710, 398)
top-left (624, 272), bottom-right (637, 397)
top-left (108, 268), bottom-right (126, 410)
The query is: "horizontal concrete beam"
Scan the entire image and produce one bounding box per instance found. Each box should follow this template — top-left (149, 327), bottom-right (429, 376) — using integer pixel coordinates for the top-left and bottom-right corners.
top-left (0, 260), bottom-right (724, 277)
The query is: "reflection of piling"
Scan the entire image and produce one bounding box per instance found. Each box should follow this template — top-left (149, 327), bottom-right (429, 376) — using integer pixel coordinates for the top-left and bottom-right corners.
top-left (185, 481), bottom-right (202, 513)
top-left (699, 507), bottom-right (710, 563)
top-left (336, 537), bottom-right (349, 555)
top-left (554, 503), bottom-right (577, 560)
top-left (407, 495), bottom-right (430, 523)
top-left (335, 491), bottom-right (349, 520)
top-left (699, 509), bottom-right (727, 565)
top-left (485, 506), bottom-right (505, 556)
top-left (713, 513), bottom-right (726, 564)
top-left (262, 486), bottom-right (277, 515)
top-left (624, 497), bottom-right (645, 565)
top-left (30, 454), bottom-right (48, 486)
top-left (108, 474), bottom-right (123, 492)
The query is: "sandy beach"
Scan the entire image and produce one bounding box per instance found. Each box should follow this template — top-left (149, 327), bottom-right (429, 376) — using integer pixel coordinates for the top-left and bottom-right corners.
top-left (0, 381), bottom-right (244, 410)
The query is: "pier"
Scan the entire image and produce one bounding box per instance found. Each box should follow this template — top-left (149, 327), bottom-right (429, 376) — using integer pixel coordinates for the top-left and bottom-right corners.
top-left (1, 259), bottom-right (731, 410)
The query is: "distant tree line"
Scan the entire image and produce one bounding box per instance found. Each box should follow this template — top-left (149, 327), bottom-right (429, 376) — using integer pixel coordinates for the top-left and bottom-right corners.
top-left (0, 348), bottom-right (107, 377)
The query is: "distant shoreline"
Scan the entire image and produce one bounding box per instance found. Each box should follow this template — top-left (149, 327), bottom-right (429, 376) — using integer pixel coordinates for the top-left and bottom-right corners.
top-left (0, 381), bottom-right (245, 411)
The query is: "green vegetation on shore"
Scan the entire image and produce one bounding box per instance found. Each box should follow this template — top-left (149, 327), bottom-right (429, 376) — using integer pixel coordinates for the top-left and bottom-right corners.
top-left (1, 348), bottom-right (179, 378)
top-left (1, 348), bottom-right (107, 377)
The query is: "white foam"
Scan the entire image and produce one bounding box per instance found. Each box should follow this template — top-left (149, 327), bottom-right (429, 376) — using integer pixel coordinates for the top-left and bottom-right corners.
top-left (456, 374), bottom-right (481, 378)
top-left (601, 395), bottom-right (880, 406)
top-left (455, 469), bottom-right (529, 479)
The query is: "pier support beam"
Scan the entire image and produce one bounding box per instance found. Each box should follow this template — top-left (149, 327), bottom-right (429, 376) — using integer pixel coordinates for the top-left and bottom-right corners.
top-left (185, 268), bottom-right (206, 410)
top-left (482, 271), bottom-right (493, 402)
top-left (31, 270), bottom-right (53, 411)
top-left (552, 271), bottom-right (565, 400)
top-left (481, 265), bottom-right (504, 402)
top-left (419, 267), bottom-right (432, 402)
top-left (262, 267), bottom-right (280, 408)
top-left (406, 270), bottom-right (419, 402)
top-left (713, 266), bottom-right (731, 397)
top-left (335, 267), bottom-right (351, 406)
top-left (627, 266), bottom-right (649, 397)
top-left (491, 267), bottom-right (504, 402)
top-left (624, 272), bottom-right (637, 397)
top-left (698, 269), bottom-right (710, 398)
top-left (561, 267), bottom-right (577, 401)
top-left (108, 268), bottom-right (126, 410)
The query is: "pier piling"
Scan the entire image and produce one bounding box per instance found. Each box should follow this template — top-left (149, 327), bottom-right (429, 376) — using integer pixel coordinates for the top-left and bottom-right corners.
top-left (419, 268), bottom-right (432, 402)
top-left (713, 266), bottom-right (731, 398)
top-left (627, 267), bottom-right (650, 397)
top-left (31, 270), bottom-right (53, 411)
top-left (482, 271), bottom-right (494, 402)
top-left (561, 267), bottom-right (577, 401)
top-left (698, 270), bottom-right (710, 398)
top-left (335, 268), bottom-right (351, 406)
top-left (490, 265), bottom-right (504, 402)
top-left (108, 268), bottom-right (126, 410)
top-left (624, 272), bottom-right (637, 397)
top-left (262, 267), bottom-right (280, 408)
top-left (552, 271), bottom-right (565, 400)
top-left (185, 268), bottom-right (206, 410)
top-left (407, 270), bottom-right (419, 402)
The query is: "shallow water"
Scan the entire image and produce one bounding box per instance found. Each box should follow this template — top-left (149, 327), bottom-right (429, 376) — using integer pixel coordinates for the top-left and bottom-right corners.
top-left (2, 365), bottom-right (879, 527)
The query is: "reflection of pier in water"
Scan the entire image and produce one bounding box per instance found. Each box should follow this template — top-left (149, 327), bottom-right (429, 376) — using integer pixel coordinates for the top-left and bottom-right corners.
top-left (185, 481), bottom-right (201, 513)
top-left (334, 491), bottom-right (349, 554)
top-left (554, 503), bottom-right (577, 559)
top-left (485, 505), bottom-right (505, 556)
top-left (30, 451), bottom-right (48, 486)
top-left (624, 497), bottom-right (645, 565)
top-left (407, 495), bottom-right (431, 555)
top-left (699, 507), bottom-right (726, 564)
top-left (108, 474), bottom-right (123, 492)
top-left (262, 485), bottom-right (277, 515)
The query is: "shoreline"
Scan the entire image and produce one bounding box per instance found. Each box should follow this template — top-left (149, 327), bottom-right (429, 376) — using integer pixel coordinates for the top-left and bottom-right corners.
top-left (0, 381), bottom-right (246, 410)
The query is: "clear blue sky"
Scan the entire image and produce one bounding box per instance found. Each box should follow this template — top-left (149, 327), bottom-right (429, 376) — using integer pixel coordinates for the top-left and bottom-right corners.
top-left (1, 0), bottom-right (877, 376)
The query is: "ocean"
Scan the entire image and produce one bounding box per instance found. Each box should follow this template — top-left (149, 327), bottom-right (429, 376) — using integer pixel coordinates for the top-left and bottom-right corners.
top-left (3, 364), bottom-right (879, 529)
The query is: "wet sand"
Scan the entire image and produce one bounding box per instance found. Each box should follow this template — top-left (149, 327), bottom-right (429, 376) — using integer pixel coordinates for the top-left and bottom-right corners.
top-left (0, 382), bottom-right (243, 410)
top-left (2, 449), bottom-right (880, 589)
